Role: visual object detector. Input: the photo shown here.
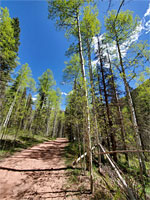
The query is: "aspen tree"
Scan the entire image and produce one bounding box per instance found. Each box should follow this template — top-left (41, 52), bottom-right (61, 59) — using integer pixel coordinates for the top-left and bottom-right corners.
top-left (48, 0), bottom-right (94, 191)
top-left (80, 5), bottom-right (102, 166)
top-left (35, 69), bottom-right (56, 135)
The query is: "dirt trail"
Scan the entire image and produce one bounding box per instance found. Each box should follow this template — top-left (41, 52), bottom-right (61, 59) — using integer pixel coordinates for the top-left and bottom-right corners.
top-left (0, 138), bottom-right (91, 200)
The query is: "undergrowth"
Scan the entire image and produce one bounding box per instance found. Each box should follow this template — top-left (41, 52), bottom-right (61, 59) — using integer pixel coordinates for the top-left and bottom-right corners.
top-left (0, 128), bottom-right (54, 159)
top-left (64, 141), bottom-right (127, 199)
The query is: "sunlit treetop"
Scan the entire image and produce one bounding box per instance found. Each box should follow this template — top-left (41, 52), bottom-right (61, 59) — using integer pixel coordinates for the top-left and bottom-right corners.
top-left (105, 9), bottom-right (140, 44)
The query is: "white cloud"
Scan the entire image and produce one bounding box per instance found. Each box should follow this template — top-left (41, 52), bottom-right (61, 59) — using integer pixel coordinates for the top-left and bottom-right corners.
top-left (144, 3), bottom-right (150, 17)
top-left (144, 19), bottom-right (150, 34)
top-left (119, 22), bottom-right (143, 58)
top-left (92, 35), bottom-right (117, 67)
top-left (92, 3), bottom-right (150, 66)
top-left (32, 97), bottom-right (37, 102)
top-left (91, 60), bottom-right (98, 68)
top-left (143, 3), bottom-right (150, 34)
top-left (61, 92), bottom-right (68, 96)
top-left (32, 94), bottom-right (38, 102)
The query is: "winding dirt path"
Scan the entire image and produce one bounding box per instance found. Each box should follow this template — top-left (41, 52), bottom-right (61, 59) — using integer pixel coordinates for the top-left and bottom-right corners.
top-left (0, 138), bottom-right (91, 200)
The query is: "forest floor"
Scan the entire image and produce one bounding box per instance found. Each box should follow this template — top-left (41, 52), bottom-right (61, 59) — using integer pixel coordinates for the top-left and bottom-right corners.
top-left (0, 138), bottom-right (92, 200)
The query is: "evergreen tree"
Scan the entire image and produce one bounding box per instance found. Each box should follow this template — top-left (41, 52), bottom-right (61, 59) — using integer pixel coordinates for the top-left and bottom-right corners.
top-left (0, 8), bottom-right (20, 126)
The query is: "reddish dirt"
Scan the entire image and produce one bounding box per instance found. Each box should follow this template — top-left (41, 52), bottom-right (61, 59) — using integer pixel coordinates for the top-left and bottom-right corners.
top-left (0, 138), bottom-right (91, 200)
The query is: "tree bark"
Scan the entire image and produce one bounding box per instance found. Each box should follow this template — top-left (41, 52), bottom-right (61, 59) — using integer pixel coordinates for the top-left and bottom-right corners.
top-left (0, 70), bottom-right (7, 128)
top-left (76, 12), bottom-right (93, 193)
top-left (116, 38), bottom-right (146, 174)
top-left (97, 37), bottom-right (117, 162)
top-left (87, 39), bottom-right (101, 167)
top-left (0, 86), bottom-right (20, 140)
top-left (107, 49), bottom-right (129, 164)
top-left (58, 119), bottom-right (63, 138)
top-left (96, 64), bottom-right (111, 151)
top-left (99, 143), bottom-right (136, 200)
top-left (52, 109), bottom-right (58, 138)
top-left (46, 107), bottom-right (51, 136)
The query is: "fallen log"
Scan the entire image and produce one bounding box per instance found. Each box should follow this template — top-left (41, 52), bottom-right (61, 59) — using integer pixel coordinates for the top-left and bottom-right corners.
top-left (73, 144), bottom-right (137, 199)
top-left (98, 143), bottom-right (136, 200)
top-left (72, 146), bottom-right (96, 166)
top-left (73, 147), bottom-right (150, 166)
top-left (97, 149), bottom-right (150, 155)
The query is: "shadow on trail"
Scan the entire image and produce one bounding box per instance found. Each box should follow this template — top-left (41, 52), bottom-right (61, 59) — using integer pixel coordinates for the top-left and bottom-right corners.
top-left (0, 138), bottom-right (68, 162)
top-left (0, 138), bottom-right (92, 200)
top-left (0, 139), bottom-right (24, 150)
top-left (24, 189), bottom-right (91, 199)
top-left (0, 166), bottom-right (81, 172)
top-left (10, 140), bottom-right (68, 161)
top-left (35, 189), bottom-right (91, 194)
top-left (0, 136), bottom-right (45, 151)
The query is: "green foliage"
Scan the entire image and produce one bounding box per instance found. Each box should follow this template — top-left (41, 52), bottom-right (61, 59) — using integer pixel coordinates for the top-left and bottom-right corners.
top-left (63, 53), bottom-right (81, 84)
top-left (81, 5), bottom-right (100, 40)
top-left (15, 63), bottom-right (36, 92)
top-left (105, 9), bottom-right (139, 44)
top-left (48, 0), bottom-right (94, 38)
top-left (0, 3), bottom-right (149, 199)
top-left (131, 79), bottom-right (150, 149)
top-left (0, 7), bottom-right (17, 68)
top-left (38, 69), bottom-right (56, 95)
top-left (0, 129), bottom-right (50, 159)
top-left (64, 141), bottom-right (80, 165)
top-left (31, 69), bottom-right (62, 137)
top-left (11, 17), bottom-right (21, 54)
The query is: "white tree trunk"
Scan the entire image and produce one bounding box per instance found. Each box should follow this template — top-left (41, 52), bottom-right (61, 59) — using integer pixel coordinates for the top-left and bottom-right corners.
top-left (99, 143), bottom-right (136, 200)
top-left (116, 39), bottom-right (146, 174)
top-left (0, 86), bottom-right (20, 136)
top-left (46, 108), bottom-right (51, 136)
top-left (87, 39), bottom-right (101, 167)
top-left (52, 110), bottom-right (57, 138)
top-left (77, 12), bottom-right (93, 193)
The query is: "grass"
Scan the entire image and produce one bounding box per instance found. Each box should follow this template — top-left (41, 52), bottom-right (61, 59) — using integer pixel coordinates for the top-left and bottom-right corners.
top-left (62, 141), bottom-right (150, 199)
top-left (64, 141), bottom-right (80, 166)
top-left (63, 141), bottom-right (91, 193)
top-left (114, 153), bottom-right (150, 199)
top-left (63, 141), bottom-right (126, 199)
top-left (0, 129), bottom-right (53, 160)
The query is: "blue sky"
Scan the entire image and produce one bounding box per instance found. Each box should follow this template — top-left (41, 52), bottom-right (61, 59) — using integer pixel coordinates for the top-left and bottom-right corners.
top-left (1, 0), bottom-right (150, 109)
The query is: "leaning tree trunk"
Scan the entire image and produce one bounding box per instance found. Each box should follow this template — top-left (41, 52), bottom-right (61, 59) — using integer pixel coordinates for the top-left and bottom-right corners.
top-left (87, 39), bottom-right (101, 167)
top-left (0, 69), bottom-right (7, 128)
top-left (20, 96), bottom-right (28, 130)
top-left (52, 109), bottom-right (58, 138)
top-left (58, 119), bottom-right (63, 138)
top-left (46, 107), bottom-right (51, 136)
top-left (107, 49), bottom-right (129, 165)
top-left (96, 64), bottom-right (111, 151)
top-left (77, 12), bottom-right (93, 193)
top-left (97, 37), bottom-right (117, 162)
top-left (0, 84), bottom-right (5, 128)
top-left (29, 110), bottom-right (35, 133)
top-left (116, 38), bottom-right (146, 175)
top-left (24, 107), bottom-right (32, 131)
top-left (0, 86), bottom-right (20, 140)
top-left (99, 143), bottom-right (136, 200)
